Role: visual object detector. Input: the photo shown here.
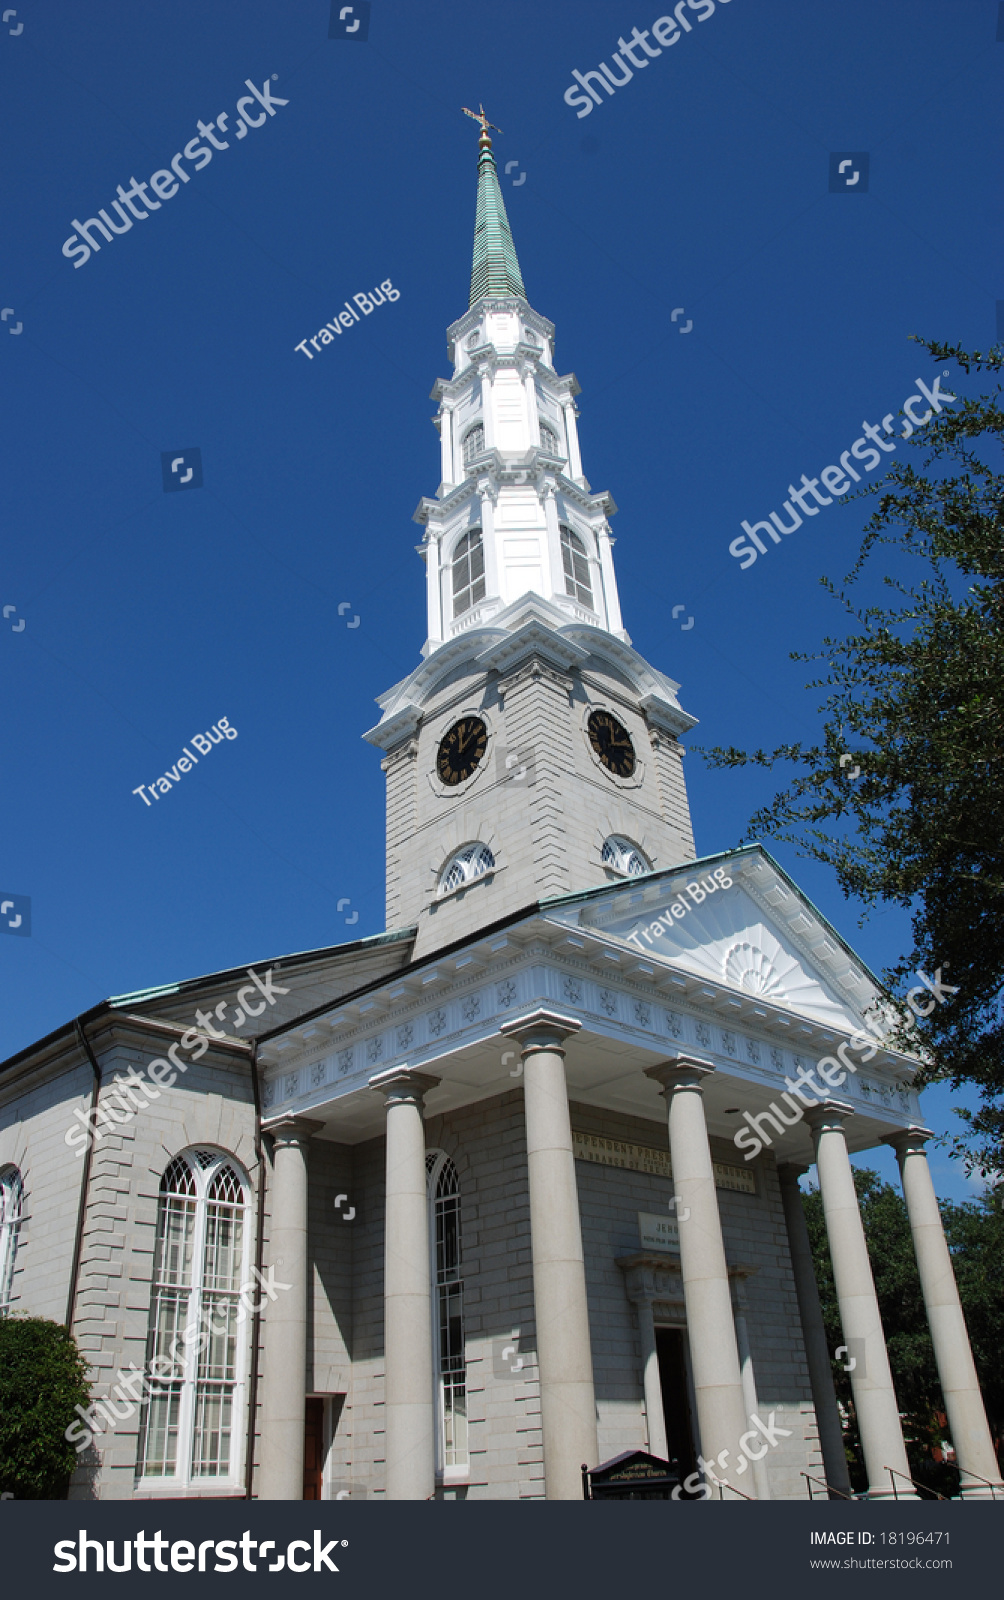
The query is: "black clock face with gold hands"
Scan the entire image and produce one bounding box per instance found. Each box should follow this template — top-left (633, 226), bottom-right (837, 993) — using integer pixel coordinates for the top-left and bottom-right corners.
top-left (587, 709), bottom-right (636, 777)
top-left (437, 717), bottom-right (488, 786)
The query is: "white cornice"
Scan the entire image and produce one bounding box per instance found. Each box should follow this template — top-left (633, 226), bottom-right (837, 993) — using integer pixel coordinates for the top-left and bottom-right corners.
top-left (365, 601), bottom-right (696, 745)
top-left (258, 921), bottom-right (921, 1145)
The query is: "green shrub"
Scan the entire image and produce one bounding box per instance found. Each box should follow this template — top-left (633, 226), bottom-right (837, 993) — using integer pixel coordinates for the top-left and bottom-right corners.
top-left (0, 1315), bottom-right (92, 1498)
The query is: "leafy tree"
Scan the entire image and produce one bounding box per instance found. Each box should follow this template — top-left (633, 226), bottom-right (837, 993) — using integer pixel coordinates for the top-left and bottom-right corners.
top-left (0, 1316), bottom-right (92, 1499)
top-left (703, 340), bottom-right (1004, 1177)
top-left (803, 1169), bottom-right (1003, 1497)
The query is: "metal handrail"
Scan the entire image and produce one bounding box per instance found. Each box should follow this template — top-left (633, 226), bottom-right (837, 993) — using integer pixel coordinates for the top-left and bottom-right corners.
top-left (717, 1477), bottom-right (757, 1501)
top-left (801, 1470), bottom-right (855, 1502)
top-left (955, 1467), bottom-right (1003, 1501)
top-left (885, 1466), bottom-right (946, 1501)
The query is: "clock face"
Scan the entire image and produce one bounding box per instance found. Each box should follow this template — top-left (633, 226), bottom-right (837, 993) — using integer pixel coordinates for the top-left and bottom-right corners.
top-left (587, 709), bottom-right (636, 778)
top-left (437, 717), bottom-right (488, 786)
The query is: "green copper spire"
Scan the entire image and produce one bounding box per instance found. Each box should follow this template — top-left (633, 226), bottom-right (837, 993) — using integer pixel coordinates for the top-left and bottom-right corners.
top-left (462, 104), bottom-right (526, 306)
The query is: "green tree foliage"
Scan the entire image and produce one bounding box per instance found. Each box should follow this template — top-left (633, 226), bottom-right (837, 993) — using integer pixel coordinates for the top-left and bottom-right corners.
top-left (803, 1169), bottom-right (1003, 1496)
top-left (0, 1316), bottom-right (92, 1499)
top-left (703, 340), bottom-right (1004, 1177)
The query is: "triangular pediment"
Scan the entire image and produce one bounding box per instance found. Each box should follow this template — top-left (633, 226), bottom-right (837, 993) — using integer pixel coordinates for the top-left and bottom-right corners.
top-left (548, 846), bottom-right (886, 1038)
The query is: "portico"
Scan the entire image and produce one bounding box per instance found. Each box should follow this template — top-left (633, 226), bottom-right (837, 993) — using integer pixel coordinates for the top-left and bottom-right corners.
top-left (247, 842), bottom-right (997, 1500)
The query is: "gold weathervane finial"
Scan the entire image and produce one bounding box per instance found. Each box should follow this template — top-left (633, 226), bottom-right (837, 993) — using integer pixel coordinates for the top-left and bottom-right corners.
top-left (461, 102), bottom-right (502, 148)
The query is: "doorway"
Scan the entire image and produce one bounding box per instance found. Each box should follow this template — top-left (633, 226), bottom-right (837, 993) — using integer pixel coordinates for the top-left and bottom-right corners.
top-left (303, 1398), bottom-right (325, 1500)
top-left (655, 1326), bottom-right (697, 1480)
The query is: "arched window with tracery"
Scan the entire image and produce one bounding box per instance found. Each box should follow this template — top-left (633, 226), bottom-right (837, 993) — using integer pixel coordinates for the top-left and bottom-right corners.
top-left (438, 841), bottom-right (495, 896)
top-left (451, 528), bottom-right (486, 618)
top-left (0, 1167), bottom-right (24, 1315)
top-left (602, 835), bottom-right (651, 878)
top-left (137, 1149), bottom-right (250, 1487)
top-left (560, 524), bottom-right (595, 610)
top-left (426, 1151), bottom-right (467, 1481)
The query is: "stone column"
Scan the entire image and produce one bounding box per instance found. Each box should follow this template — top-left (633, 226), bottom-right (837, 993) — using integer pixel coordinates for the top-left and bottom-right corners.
top-left (259, 1116), bottom-right (323, 1500)
top-left (370, 1067), bottom-right (441, 1501)
top-left (500, 1009), bottom-right (598, 1499)
top-left (645, 1059), bottom-right (747, 1491)
top-left (888, 1128), bottom-right (1003, 1499)
top-left (777, 1163), bottom-right (853, 1499)
top-left (635, 1299), bottom-right (669, 1461)
top-left (730, 1271), bottom-right (770, 1500)
top-left (807, 1103), bottom-right (915, 1499)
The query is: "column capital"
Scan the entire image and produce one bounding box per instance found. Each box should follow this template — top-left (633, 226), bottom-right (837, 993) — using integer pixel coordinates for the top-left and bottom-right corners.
top-left (499, 1007), bottom-right (581, 1054)
top-left (884, 1125), bottom-right (935, 1159)
top-left (261, 1115), bottom-right (324, 1151)
top-left (803, 1098), bottom-right (855, 1136)
top-left (369, 1066), bottom-right (441, 1108)
top-left (644, 1055), bottom-right (714, 1094)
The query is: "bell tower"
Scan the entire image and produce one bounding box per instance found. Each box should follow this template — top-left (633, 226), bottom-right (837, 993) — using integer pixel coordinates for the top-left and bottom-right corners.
top-left (365, 110), bottom-right (697, 957)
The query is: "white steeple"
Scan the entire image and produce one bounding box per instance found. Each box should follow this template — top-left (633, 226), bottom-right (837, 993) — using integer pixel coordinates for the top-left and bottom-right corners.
top-left (414, 122), bottom-right (626, 655)
top-left (365, 115), bottom-right (696, 953)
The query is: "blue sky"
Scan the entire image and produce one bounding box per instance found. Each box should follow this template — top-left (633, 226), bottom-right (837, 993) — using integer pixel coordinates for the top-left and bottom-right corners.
top-left (1, 0), bottom-right (1000, 1203)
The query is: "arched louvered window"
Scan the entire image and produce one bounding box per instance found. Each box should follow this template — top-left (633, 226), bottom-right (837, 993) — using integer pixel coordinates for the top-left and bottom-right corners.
top-left (452, 528), bottom-right (486, 618)
top-left (427, 1152), bottom-right (467, 1480)
top-left (538, 422), bottom-right (560, 457)
top-left (462, 424), bottom-right (484, 467)
top-left (137, 1149), bottom-right (250, 1486)
top-left (602, 835), bottom-right (651, 878)
top-left (439, 842), bottom-right (495, 896)
top-left (560, 525), bottom-right (595, 610)
top-left (0, 1167), bottom-right (24, 1315)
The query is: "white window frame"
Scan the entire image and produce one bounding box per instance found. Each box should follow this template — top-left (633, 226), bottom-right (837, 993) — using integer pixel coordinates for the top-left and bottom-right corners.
top-left (426, 1151), bottom-right (468, 1485)
top-left (538, 421), bottom-right (559, 456)
top-left (560, 524), bottom-right (595, 610)
top-left (451, 527), bottom-right (487, 618)
top-left (0, 1167), bottom-right (24, 1315)
top-left (462, 423), bottom-right (485, 468)
top-left (136, 1148), bottom-right (251, 1493)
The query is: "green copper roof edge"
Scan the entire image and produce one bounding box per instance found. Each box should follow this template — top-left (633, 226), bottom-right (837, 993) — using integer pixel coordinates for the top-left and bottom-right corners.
top-left (106, 925), bottom-right (418, 1007)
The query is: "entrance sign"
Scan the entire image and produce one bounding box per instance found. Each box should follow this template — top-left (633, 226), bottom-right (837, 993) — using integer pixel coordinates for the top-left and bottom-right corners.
top-left (638, 1211), bottom-right (679, 1251)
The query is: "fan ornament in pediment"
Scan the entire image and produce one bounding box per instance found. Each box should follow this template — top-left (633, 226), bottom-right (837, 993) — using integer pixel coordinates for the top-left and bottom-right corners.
top-left (723, 942), bottom-right (788, 1004)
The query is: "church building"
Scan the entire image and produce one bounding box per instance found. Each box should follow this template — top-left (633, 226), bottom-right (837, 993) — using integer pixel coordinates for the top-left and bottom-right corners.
top-left (0, 116), bottom-right (998, 1504)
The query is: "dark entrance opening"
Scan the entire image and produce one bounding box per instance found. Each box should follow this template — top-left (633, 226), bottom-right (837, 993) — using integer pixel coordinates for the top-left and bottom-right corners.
top-left (303, 1397), bottom-right (325, 1500)
top-left (656, 1326), bottom-right (697, 1482)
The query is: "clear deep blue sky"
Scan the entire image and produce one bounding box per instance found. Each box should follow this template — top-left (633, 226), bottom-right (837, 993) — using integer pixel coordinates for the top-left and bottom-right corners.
top-left (2, 0), bottom-right (1000, 1202)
